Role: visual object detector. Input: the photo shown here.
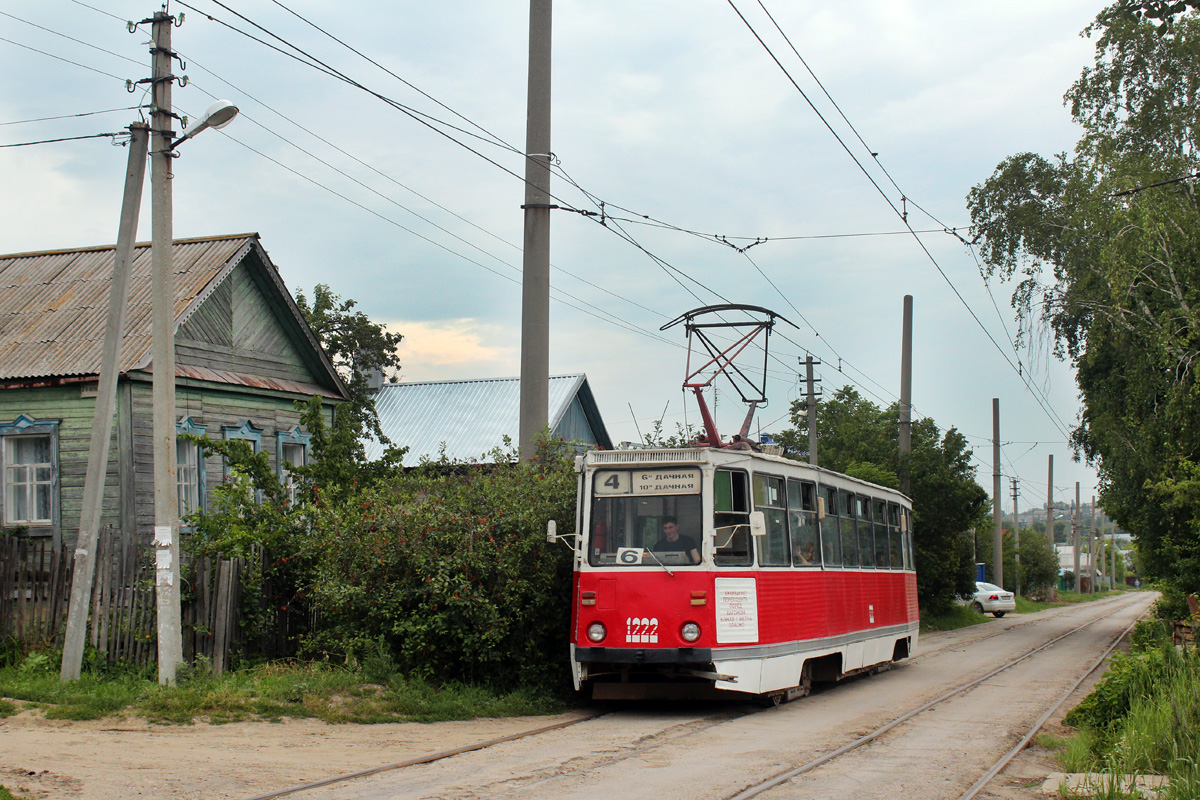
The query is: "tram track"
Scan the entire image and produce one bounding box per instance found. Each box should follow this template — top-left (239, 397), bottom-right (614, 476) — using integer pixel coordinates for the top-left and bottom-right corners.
top-left (723, 591), bottom-right (1150, 800)
top-left (251, 593), bottom-right (1149, 800)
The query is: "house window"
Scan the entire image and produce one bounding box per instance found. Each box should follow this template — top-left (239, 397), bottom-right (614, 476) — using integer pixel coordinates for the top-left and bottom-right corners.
top-left (223, 420), bottom-right (263, 501)
top-left (0, 415), bottom-right (60, 536)
top-left (176, 417), bottom-right (207, 516)
top-left (277, 426), bottom-right (311, 505)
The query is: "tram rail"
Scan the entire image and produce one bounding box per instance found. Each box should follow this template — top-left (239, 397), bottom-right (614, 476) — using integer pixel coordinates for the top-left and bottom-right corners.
top-left (252, 594), bottom-right (1144, 800)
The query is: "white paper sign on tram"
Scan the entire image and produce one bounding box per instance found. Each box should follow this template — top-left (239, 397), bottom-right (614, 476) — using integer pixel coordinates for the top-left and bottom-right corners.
top-left (715, 577), bottom-right (759, 643)
top-left (632, 469), bottom-right (701, 495)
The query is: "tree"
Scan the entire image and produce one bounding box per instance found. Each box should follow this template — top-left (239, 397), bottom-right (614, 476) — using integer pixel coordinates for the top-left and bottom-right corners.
top-left (776, 387), bottom-right (988, 613)
top-left (294, 285), bottom-right (407, 499)
top-left (967, 6), bottom-right (1200, 601)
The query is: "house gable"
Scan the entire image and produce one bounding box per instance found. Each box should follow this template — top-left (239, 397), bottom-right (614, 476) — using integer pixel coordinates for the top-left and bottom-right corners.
top-left (173, 243), bottom-right (344, 397)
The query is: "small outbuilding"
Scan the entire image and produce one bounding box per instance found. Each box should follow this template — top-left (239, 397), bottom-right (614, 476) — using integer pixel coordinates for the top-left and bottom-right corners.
top-left (365, 374), bottom-right (611, 466)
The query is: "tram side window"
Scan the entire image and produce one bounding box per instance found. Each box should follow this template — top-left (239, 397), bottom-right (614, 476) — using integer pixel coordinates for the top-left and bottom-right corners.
top-left (874, 498), bottom-right (889, 569)
top-left (887, 502), bottom-right (903, 569)
top-left (753, 474), bottom-right (789, 566)
top-left (821, 486), bottom-right (842, 566)
top-left (902, 508), bottom-right (914, 571)
top-left (714, 469), bottom-right (752, 566)
top-left (840, 491), bottom-right (859, 567)
top-left (857, 495), bottom-right (877, 568)
top-left (787, 479), bottom-right (820, 567)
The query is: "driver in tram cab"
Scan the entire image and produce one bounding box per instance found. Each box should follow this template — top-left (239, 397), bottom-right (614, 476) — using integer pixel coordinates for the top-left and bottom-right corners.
top-left (652, 516), bottom-right (701, 564)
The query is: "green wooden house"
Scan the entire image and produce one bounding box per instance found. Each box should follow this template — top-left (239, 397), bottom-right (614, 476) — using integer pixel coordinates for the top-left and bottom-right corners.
top-left (0, 233), bottom-right (348, 548)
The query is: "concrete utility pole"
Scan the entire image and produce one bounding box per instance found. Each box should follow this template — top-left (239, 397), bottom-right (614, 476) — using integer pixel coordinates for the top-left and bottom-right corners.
top-left (150, 11), bottom-right (183, 684)
top-left (899, 296), bottom-right (913, 495)
top-left (992, 398), bottom-right (1003, 589)
top-left (1011, 476), bottom-right (1021, 596)
top-left (518, 0), bottom-right (553, 460)
top-left (60, 124), bottom-right (149, 682)
top-left (1046, 454), bottom-right (1054, 546)
top-left (1110, 520), bottom-right (1117, 589)
top-left (1089, 495), bottom-right (1097, 594)
top-left (803, 355), bottom-right (820, 466)
top-left (1072, 482), bottom-right (1082, 591)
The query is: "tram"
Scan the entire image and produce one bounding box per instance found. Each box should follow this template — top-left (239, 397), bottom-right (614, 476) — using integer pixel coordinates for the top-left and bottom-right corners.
top-left (561, 306), bottom-right (919, 702)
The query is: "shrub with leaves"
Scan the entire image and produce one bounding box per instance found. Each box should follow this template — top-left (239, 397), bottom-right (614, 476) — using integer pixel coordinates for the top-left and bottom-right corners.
top-left (301, 436), bottom-right (578, 690)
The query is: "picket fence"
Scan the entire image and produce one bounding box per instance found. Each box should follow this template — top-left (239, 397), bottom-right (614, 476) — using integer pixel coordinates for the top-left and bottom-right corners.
top-left (0, 532), bottom-right (253, 673)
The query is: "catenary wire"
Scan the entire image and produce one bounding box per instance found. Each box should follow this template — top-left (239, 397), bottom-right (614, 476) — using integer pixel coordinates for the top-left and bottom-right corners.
top-left (0, 35), bottom-right (127, 81)
top-left (0, 131), bottom-right (127, 147)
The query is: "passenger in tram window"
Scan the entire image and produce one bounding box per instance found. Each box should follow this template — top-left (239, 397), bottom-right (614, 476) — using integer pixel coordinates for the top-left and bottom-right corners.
top-left (591, 521), bottom-right (608, 557)
top-left (795, 539), bottom-right (818, 565)
top-left (652, 516), bottom-right (700, 564)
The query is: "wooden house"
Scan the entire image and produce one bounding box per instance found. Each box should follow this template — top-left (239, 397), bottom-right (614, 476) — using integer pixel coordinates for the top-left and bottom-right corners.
top-left (0, 233), bottom-right (348, 549)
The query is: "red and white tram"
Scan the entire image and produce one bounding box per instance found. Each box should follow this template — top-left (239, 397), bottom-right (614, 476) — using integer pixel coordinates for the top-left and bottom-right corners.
top-left (563, 305), bottom-right (918, 702)
top-left (568, 447), bottom-right (918, 701)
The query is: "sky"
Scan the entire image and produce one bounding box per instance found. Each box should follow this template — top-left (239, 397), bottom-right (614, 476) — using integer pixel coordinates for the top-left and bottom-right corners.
top-left (0, 0), bottom-right (1111, 514)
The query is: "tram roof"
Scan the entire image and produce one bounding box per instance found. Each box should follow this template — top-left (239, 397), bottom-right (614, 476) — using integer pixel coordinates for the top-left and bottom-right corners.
top-left (583, 447), bottom-right (912, 503)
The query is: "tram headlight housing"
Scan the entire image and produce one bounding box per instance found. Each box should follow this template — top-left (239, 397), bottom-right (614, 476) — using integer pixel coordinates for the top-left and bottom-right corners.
top-left (586, 622), bottom-right (607, 643)
top-left (680, 622), bottom-right (702, 643)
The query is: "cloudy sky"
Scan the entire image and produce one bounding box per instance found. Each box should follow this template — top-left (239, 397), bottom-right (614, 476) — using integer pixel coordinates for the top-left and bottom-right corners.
top-left (0, 0), bottom-right (1109, 513)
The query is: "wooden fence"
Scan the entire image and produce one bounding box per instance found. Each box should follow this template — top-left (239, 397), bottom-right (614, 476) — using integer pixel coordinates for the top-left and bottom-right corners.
top-left (1, 533), bottom-right (259, 674)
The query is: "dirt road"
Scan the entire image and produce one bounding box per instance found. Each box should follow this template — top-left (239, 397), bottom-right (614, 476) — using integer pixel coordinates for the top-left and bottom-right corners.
top-left (0, 593), bottom-right (1152, 800)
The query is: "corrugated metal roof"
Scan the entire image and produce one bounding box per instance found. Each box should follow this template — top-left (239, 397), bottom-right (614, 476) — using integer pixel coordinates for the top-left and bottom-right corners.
top-left (0, 234), bottom-right (256, 380)
top-left (366, 374), bottom-right (611, 465)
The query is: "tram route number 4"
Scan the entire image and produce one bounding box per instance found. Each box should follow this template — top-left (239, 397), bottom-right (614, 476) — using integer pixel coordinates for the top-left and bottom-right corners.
top-left (626, 617), bottom-right (659, 643)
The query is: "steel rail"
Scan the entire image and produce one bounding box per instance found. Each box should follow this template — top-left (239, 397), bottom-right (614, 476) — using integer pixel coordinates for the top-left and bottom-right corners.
top-left (956, 608), bottom-right (1148, 800)
top-left (723, 593), bottom-right (1147, 800)
top-left (242, 711), bottom-right (602, 800)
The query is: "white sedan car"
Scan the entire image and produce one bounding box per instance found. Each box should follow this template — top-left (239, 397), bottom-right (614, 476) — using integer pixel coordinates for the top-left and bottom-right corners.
top-left (971, 581), bottom-right (1016, 617)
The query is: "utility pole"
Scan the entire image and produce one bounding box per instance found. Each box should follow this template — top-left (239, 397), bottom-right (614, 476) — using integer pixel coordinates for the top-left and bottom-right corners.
top-left (1089, 495), bottom-right (1097, 594)
top-left (899, 295), bottom-right (913, 495)
top-left (1110, 519), bottom-right (1117, 589)
top-left (60, 124), bottom-right (149, 682)
top-left (1011, 476), bottom-right (1020, 596)
top-left (1072, 482), bottom-right (1081, 592)
top-left (518, 0), bottom-right (553, 460)
top-left (992, 398), bottom-right (1003, 589)
top-left (150, 10), bottom-right (183, 684)
top-left (803, 355), bottom-right (820, 466)
top-left (1046, 454), bottom-right (1053, 546)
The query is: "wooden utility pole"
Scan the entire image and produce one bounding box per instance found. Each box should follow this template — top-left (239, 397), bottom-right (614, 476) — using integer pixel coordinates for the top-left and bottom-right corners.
top-left (518, 0), bottom-right (553, 459)
top-left (60, 124), bottom-right (148, 681)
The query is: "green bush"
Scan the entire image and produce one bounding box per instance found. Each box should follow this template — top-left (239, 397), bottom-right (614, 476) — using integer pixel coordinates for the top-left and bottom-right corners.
top-left (301, 437), bottom-right (577, 691)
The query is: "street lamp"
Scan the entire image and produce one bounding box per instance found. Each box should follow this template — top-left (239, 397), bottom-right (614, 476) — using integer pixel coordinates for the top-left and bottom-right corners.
top-left (174, 100), bottom-right (239, 147)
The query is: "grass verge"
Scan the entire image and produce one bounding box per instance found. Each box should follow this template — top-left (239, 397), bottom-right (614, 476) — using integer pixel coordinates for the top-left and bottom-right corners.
top-left (0, 656), bottom-right (569, 725)
top-left (1053, 620), bottom-right (1200, 800)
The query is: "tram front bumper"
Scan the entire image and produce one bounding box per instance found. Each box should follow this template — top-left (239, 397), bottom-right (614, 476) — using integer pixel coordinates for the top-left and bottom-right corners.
top-left (574, 646), bottom-right (713, 664)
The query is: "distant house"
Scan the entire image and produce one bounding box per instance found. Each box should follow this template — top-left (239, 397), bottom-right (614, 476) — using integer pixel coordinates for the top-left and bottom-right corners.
top-left (365, 374), bottom-right (611, 466)
top-left (0, 234), bottom-right (347, 548)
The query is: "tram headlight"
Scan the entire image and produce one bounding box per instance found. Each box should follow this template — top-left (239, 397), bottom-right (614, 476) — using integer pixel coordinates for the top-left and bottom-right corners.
top-left (586, 622), bottom-right (607, 643)
top-left (680, 622), bottom-right (702, 643)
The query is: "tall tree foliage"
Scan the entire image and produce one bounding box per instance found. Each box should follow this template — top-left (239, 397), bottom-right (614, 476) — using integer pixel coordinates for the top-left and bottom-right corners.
top-left (967, 5), bottom-right (1200, 598)
top-left (777, 387), bottom-right (988, 613)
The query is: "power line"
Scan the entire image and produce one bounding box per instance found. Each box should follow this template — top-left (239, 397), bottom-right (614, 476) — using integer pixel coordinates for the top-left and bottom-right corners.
top-left (726, 0), bottom-right (1076, 441)
top-left (0, 106), bottom-right (141, 126)
top-left (0, 35), bottom-right (127, 81)
top-left (0, 9), bottom-right (145, 68)
top-left (0, 131), bottom-right (127, 147)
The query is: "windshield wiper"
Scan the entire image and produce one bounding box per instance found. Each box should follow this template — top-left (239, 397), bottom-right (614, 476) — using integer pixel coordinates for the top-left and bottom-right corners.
top-left (641, 547), bottom-right (675, 577)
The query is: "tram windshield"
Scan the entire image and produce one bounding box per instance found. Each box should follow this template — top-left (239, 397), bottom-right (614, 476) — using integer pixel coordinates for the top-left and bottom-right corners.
top-left (588, 467), bottom-right (704, 567)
